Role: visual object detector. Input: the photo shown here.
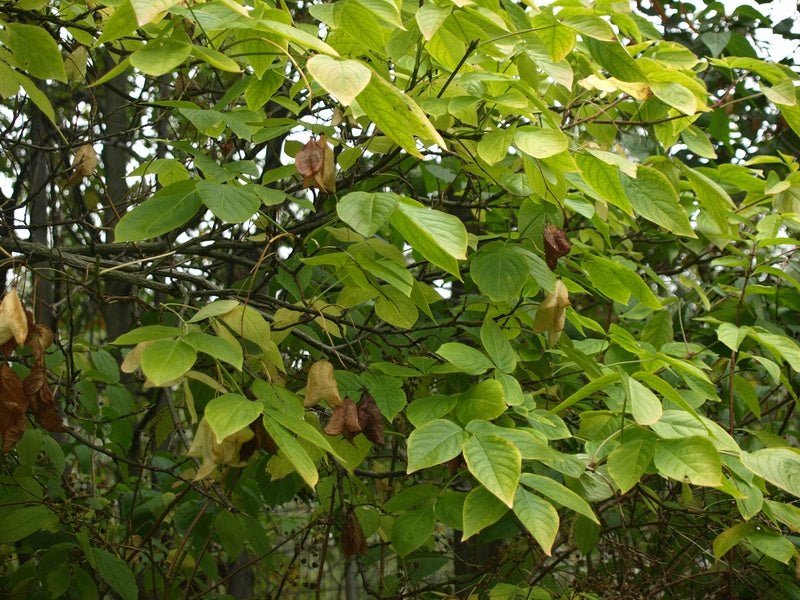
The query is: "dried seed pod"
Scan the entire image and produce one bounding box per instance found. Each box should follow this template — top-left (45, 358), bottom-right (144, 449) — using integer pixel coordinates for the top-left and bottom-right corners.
top-left (357, 391), bottom-right (384, 446)
top-left (324, 398), bottom-right (362, 441)
top-left (295, 135), bottom-right (335, 193)
top-left (532, 280), bottom-right (570, 346)
top-left (64, 143), bottom-right (98, 186)
top-left (341, 506), bottom-right (368, 558)
top-left (0, 289), bottom-right (29, 347)
top-left (304, 359), bottom-right (342, 407)
top-left (543, 225), bottom-right (570, 271)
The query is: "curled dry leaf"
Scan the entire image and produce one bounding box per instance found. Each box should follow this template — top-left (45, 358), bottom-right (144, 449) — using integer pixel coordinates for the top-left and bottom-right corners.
top-left (357, 391), bottom-right (384, 446)
top-left (0, 363), bottom-right (29, 453)
top-left (341, 506), bottom-right (368, 558)
top-left (324, 398), bottom-right (361, 441)
top-left (22, 323), bottom-right (63, 432)
top-left (64, 143), bottom-right (98, 186)
top-left (532, 280), bottom-right (570, 346)
top-left (187, 418), bottom-right (254, 480)
top-left (0, 289), bottom-right (29, 347)
top-left (295, 135), bottom-right (336, 193)
top-left (304, 359), bottom-right (342, 407)
top-left (543, 225), bottom-right (571, 271)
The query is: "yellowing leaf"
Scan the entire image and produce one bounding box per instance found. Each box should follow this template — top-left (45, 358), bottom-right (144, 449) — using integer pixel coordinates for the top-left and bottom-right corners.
top-left (307, 55), bottom-right (371, 106)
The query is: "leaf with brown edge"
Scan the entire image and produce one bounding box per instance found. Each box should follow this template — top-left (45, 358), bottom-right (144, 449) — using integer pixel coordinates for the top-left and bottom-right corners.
top-left (543, 225), bottom-right (571, 271)
top-left (295, 135), bottom-right (336, 193)
top-left (357, 391), bottom-right (384, 445)
top-left (341, 506), bottom-right (368, 558)
top-left (0, 363), bottom-right (29, 452)
top-left (304, 359), bottom-right (342, 407)
top-left (0, 289), bottom-right (29, 346)
top-left (324, 398), bottom-right (361, 441)
top-left (532, 280), bottom-right (570, 346)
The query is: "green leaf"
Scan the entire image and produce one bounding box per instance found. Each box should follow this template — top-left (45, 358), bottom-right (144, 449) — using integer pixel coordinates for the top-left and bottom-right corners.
top-left (262, 418), bottom-right (319, 488)
top-left (626, 375), bottom-right (663, 425)
top-left (389, 198), bottom-right (468, 277)
top-left (583, 255), bottom-right (661, 309)
top-left (713, 522), bottom-right (755, 559)
top-left (607, 431), bottom-right (656, 493)
top-left (357, 72), bottom-right (446, 157)
top-left (96, 0), bottom-right (139, 45)
top-left (649, 75), bottom-right (697, 115)
top-left (14, 72), bottom-right (57, 126)
top-left (481, 319), bottom-right (517, 374)
top-left (547, 372), bottom-right (619, 414)
top-left (747, 330), bottom-right (800, 372)
top-left (94, 549), bottom-right (137, 600)
top-left (513, 488), bottom-right (559, 555)
top-left (375, 285), bottom-right (419, 329)
top-left (336, 191), bottom-right (399, 236)
top-left (416, 1), bottom-right (451, 41)
top-left (256, 20), bottom-right (339, 57)
top-left (189, 300), bottom-right (241, 323)
top-left (436, 342), bottom-right (494, 375)
top-left (131, 0), bottom-right (180, 25)
top-left (477, 127), bottom-right (514, 166)
top-left (407, 419), bottom-right (466, 473)
top-left (112, 325), bottom-right (182, 345)
top-left (742, 448), bottom-right (800, 498)
top-left (520, 473), bottom-right (598, 523)
top-left (392, 505), bottom-right (435, 556)
top-left (463, 434), bottom-right (521, 507)
top-left (183, 331), bottom-right (243, 370)
top-left (191, 45), bottom-right (241, 73)
top-left (456, 380), bottom-right (507, 423)
top-left (5, 23), bottom-right (67, 82)
top-left (653, 436), bottom-right (722, 487)
top-left (130, 38), bottom-right (191, 76)
top-left (584, 38), bottom-right (646, 82)
top-left (470, 244), bottom-right (529, 303)
top-left (0, 506), bottom-right (59, 543)
top-left (532, 14), bottom-right (576, 62)
top-left (462, 485), bottom-right (509, 540)
top-left (115, 180), bottom-right (201, 242)
top-left (718, 322), bottom-right (747, 351)
top-left (682, 165), bottom-right (735, 235)
top-left (307, 55), bottom-right (371, 105)
top-left (576, 153), bottom-right (633, 215)
top-left (197, 181), bottom-right (261, 223)
top-left (140, 339), bottom-right (197, 385)
top-left (622, 166), bottom-right (696, 237)
top-left (204, 393), bottom-right (263, 444)
top-left (514, 127), bottom-right (569, 159)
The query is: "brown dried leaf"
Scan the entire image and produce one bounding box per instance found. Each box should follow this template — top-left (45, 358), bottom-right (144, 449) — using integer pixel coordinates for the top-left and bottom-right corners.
top-left (295, 136), bottom-right (335, 193)
top-left (543, 225), bottom-right (571, 271)
top-left (357, 391), bottom-right (384, 446)
top-left (341, 506), bottom-right (368, 558)
top-left (532, 280), bottom-right (570, 346)
top-left (0, 289), bottom-right (29, 346)
top-left (305, 359), bottom-right (342, 407)
top-left (29, 382), bottom-right (63, 432)
top-left (324, 398), bottom-right (361, 441)
top-left (0, 363), bottom-right (29, 452)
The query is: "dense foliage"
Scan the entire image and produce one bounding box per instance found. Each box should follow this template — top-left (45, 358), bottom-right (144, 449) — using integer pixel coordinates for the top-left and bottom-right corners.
top-left (1, 0), bottom-right (800, 598)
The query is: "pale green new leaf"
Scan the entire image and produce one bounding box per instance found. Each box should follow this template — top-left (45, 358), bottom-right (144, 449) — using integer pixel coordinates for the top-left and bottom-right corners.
top-left (407, 419), bottom-right (465, 473)
top-left (520, 473), bottom-right (598, 523)
top-left (463, 434), bottom-right (521, 507)
top-left (622, 166), bottom-right (696, 237)
top-left (204, 393), bottom-right (263, 444)
top-left (653, 436), bottom-right (722, 487)
top-left (307, 55), bottom-right (371, 105)
top-left (140, 340), bottom-right (197, 385)
top-left (336, 191), bottom-right (398, 236)
top-left (455, 380), bottom-right (507, 423)
top-left (390, 198), bottom-right (467, 277)
top-left (626, 376), bottom-right (662, 425)
top-left (514, 127), bottom-right (569, 159)
top-left (462, 485), bottom-right (509, 540)
top-left (742, 448), bottom-right (800, 498)
top-left (437, 342), bottom-right (494, 375)
top-left (513, 488), bottom-right (559, 555)
top-left (480, 319), bottom-right (517, 374)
